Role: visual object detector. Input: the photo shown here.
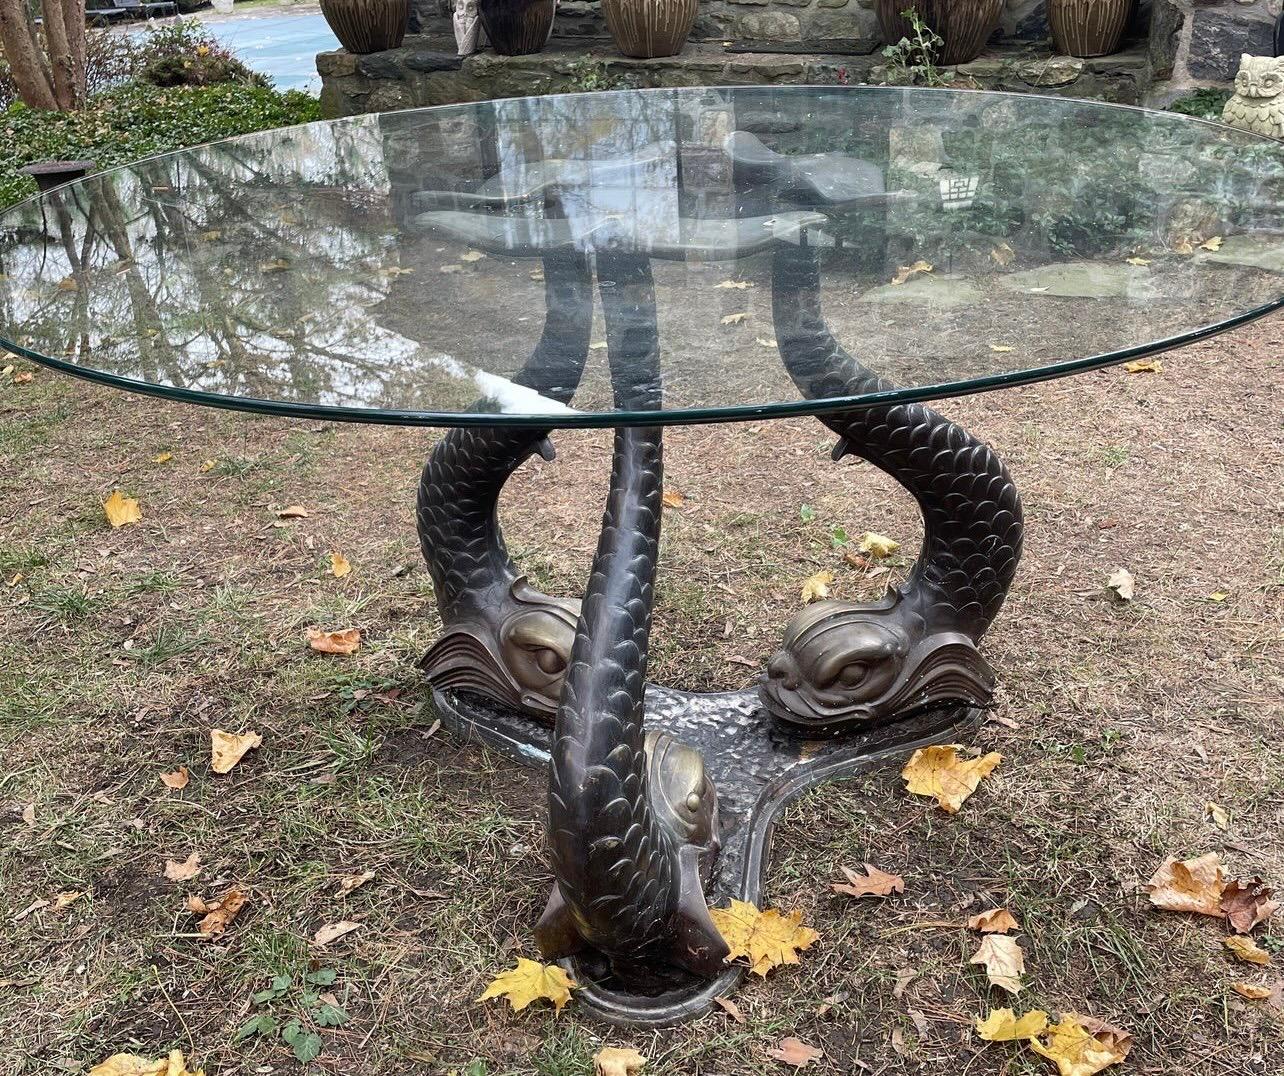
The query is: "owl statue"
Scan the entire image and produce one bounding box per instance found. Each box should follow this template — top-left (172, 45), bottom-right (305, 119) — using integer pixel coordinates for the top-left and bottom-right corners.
top-left (1222, 54), bottom-right (1284, 139)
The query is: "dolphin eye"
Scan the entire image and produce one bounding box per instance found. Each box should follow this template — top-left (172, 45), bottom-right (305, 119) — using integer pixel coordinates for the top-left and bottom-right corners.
top-left (837, 662), bottom-right (868, 687)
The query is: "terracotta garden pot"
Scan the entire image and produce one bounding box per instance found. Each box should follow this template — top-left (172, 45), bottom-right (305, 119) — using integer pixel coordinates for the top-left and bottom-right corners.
top-left (602, 0), bottom-right (698, 58)
top-left (478, 0), bottom-right (557, 55)
top-left (1048, 0), bottom-right (1130, 58)
top-left (320, 0), bottom-right (409, 54)
top-left (875, 0), bottom-right (1003, 66)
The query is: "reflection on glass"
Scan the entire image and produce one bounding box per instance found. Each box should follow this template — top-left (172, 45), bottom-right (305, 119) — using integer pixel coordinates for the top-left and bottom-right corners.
top-left (0, 87), bottom-right (1281, 425)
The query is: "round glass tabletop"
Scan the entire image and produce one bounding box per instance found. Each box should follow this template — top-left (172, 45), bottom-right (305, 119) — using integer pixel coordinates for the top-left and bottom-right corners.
top-left (2, 86), bottom-right (1282, 428)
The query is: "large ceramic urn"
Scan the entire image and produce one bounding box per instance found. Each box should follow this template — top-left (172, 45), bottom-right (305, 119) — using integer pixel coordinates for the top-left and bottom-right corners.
top-left (875, 0), bottom-right (1003, 66)
top-left (1048, 0), bottom-right (1130, 58)
top-left (602, 0), bottom-right (698, 58)
top-left (320, 0), bottom-right (409, 54)
top-left (478, 0), bottom-right (558, 55)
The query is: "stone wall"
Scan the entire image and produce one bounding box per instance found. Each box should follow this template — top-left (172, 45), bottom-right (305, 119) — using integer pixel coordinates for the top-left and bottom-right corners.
top-left (1150, 0), bottom-right (1280, 98)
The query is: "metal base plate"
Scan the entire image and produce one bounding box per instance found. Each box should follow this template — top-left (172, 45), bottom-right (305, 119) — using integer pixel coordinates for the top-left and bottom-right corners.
top-left (434, 684), bottom-right (979, 1026)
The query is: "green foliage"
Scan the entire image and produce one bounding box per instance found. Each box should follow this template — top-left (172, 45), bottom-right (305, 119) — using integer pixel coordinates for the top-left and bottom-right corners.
top-left (138, 19), bottom-right (268, 89)
top-left (236, 969), bottom-right (349, 1065)
top-left (879, 9), bottom-right (955, 88)
top-left (0, 81), bottom-right (320, 209)
top-left (1167, 88), bottom-right (1233, 121)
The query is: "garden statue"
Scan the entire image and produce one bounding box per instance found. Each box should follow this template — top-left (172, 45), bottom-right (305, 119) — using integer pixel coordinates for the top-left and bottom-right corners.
top-left (454, 0), bottom-right (481, 55)
top-left (1223, 54), bottom-right (1284, 138)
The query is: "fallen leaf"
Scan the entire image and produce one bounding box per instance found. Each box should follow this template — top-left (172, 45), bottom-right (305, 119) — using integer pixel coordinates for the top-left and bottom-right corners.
top-left (261, 258), bottom-right (291, 273)
top-left (975, 1007), bottom-right (1049, 1041)
top-left (989, 344), bottom-right (1014, 353)
top-left (12, 369), bottom-right (33, 383)
top-left (196, 885), bottom-right (248, 936)
top-left (714, 279), bottom-right (752, 289)
top-left (832, 863), bottom-right (904, 898)
top-left (968, 908), bottom-right (1020, 933)
top-left (477, 957), bottom-right (577, 1011)
top-left (312, 920), bottom-right (361, 947)
top-left (1224, 934), bottom-right (1271, 965)
top-left (593, 1046), bottom-right (645, 1076)
top-left (662, 490), bottom-right (685, 508)
top-left (1208, 591), bottom-right (1229, 603)
top-left (1145, 852), bottom-right (1226, 916)
top-left (1201, 236), bottom-right (1223, 251)
top-left (857, 532), bottom-right (900, 557)
top-left (460, 250), bottom-right (486, 263)
top-left (713, 995), bottom-right (746, 1022)
top-left (210, 729), bottom-right (262, 774)
top-left (970, 934), bottom-right (1025, 994)
top-left (1221, 877), bottom-right (1279, 934)
top-left (12, 898), bottom-right (49, 922)
top-left (710, 899), bottom-right (819, 976)
top-left (1071, 1012), bottom-right (1133, 1061)
top-left (6, 572), bottom-right (22, 587)
top-left (52, 890), bottom-right (82, 911)
top-left (159, 766), bottom-right (189, 790)
top-left (439, 264), bottom-right (462, 274)
top-left (891, 260), bottom-right (933, 285)
top-left (276, 504), bottom-right (309, 519)
top-left (103, 490), bottom-right (142, 528)
top-left (151, 451), bottom-right (173, 464)
top-left (529, 268), bottom-right (544, 281)
top-left (766, 1037), bottom-right (823, 1068)
top-left (1125, 256), bottom-right (1151, 266)
top-left (21, 803), bottom-right (35, 826)
top-left (199, 459), bottom-right (217, 473)
top-left (721, 312), bottom-right (750, 325)
top-left (1232, 981), bottom-right (1272, 1000)
top-left (902, 745), bottom-right (1002, 813)
top-left (800, 570), bottom-right (834, 604)
top-left (89, 1050), bottom-right (204, 1076)
top-left (306, 627), bottom-right (361, 655)
top-left (329, 552), bottom-right (351, 578)
top-left (1030, 1015), bottom-right (1128, 1076)
top-left (990, 242), bottom-right (1014, 266)
top-left (1105, 567), bottom-right (1135, 601)
top-left (755, 336), bottom-right (778, 348)
top-left (337, 870), bottom-right (375, 896)
top-left (1173, 235), bottom-right (1194, 255)
top-left (1123, 358), bottom-right (1162, 374)
top-left (164, 852), bottom-right (201, 882)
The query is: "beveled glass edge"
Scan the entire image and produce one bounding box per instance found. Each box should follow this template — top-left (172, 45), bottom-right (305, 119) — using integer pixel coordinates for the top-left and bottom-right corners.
top-left (6, 294), bottom-right (1279, 428)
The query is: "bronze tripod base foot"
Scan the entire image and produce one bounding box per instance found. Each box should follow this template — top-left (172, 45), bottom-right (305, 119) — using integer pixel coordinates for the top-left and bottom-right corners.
top-left (433, 684), bottom-right (980, 1026)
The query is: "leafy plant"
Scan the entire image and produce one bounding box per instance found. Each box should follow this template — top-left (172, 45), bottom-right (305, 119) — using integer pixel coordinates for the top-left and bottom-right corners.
top-left (879, 10), bottom-right (954, 88)
top-left (1167, 88), bottom-right (1232, 121)
top-left (138, 20), bottom-right (268, 89)
top-left (234, 968), bottom-right (349, 1064)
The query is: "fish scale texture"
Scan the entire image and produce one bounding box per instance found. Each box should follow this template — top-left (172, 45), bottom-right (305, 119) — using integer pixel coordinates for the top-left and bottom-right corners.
top-left (547, 426), bottom-right (677, 957)
top-left (772, 244), bottom-right (1024, 633)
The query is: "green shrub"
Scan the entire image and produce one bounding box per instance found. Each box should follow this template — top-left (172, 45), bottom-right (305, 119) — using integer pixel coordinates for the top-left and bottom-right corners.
top-left (138, 19), bottom-right (268, 89)
top-left (1167, 88), bottom-right (1233, 122)
top-left (0, 82), bottom-right (320, 209)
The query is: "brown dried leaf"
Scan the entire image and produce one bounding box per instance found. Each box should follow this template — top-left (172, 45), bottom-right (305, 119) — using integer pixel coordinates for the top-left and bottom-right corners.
top-left (21, 803), bottom-right (35, 827)
top-left (1105, 567), bottom-right (1135, 601)
top-left (196, 886), bottom-right (248, 936)
top-left (713, 995), bottom-right (745, 1023)
top-left (969, 935), bottom-right (1025, 994)
top-left (1221, 877), bottom-right (1279, 934)
top-left (306, 627), bottom-right (361, 655)
top-left (52, 890), bottom-right (82, 911)
top-left (800, 570), bottom-right (834, 604)
top-left (164, 853), bottom-right (201, 882)
top-left (968, 908), bottom-right (1020, 933)
top-left (1145, 853), bottom-right (1226, 917)
top-left (592, 1047), bottom-right (645, 1076)
top-left (312, 920), bottom-right (362, 947)
top-left (1224, 934), bottom-right (1271, 965)
top-left (1123, 359), bottom-right (1162, 374)
top-left (1231, 982), bottom-right (1272, 1000)
top-left (891, 260), bottom-right (933, 285)
top-left (276, 504), bottom-right (309, 519)
top-left (766, 1037), bottom-right (823, 1068)
top-left (661, 490), bottom-right (685, 509)
top-left (329, 552), bottom-right (352, 578)
top-left (159, 766), bottom-right (189, 791)
top-left (337, 870), bottom-right (375, 896)
top-left (831, 863), bottom-right (904, 898)
top-left (209, 729), bottom-right (262, 775)
top-left (720, 312), bottom-right (750, 326)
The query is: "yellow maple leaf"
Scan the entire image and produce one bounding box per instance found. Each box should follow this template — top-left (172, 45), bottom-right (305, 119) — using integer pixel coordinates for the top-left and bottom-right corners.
top-left (1145, 852), bottom-right (1225, 916)
top-left (1224, 934), bottom-right (1270, 965)
top-left (103, 490), bottom-right (142, 528)
top-left (975, 1007), bottom-right (1048, 1041)
top-left (857, 532), bottom-right (900, 557)
top-left (89, 1051), bottom-right (204, 1076)
top-left (330, 552), bottom-right (352, 578)
top-left (709, 899), bottom-right (818, 976)
top-left (592, 1046), bottom-right (645, 1076)
top-left (1030, 1015), bottom-right (1129, 1076)
top-left (151, 451), bottom-right (173, 464)
top-left (1123, 359), bottom-right (1162, 374)
top-left (891, 260), bottom-right (933, 285)
top-left (199, 459), bottom-right (217, 473)
top-left (1125, 256), bottom-right (1150, 267)
top-left (477, 957), bottom-right (577, 1011)
top-left (800, 570), bottom-right (834, 604)
top-left (661, 490), bottom-right (685, 508)
top-left (902, 745), bottom-right (1001, 813)
top-left (1201, 236), bottom-right (1223, 252)
top-left (210, 729), bottom-right (262, 775)
top-left (969, 934), bottom-right (1025, 994)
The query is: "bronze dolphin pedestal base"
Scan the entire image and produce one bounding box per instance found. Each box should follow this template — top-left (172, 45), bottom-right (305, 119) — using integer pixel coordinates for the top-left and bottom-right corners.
top-left (433, 684), bottom-right (980, 1025)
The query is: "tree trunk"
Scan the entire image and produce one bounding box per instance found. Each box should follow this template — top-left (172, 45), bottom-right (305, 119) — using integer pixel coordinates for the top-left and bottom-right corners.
top-left (0, 0), bottom-right (59, 110)
top-left (40, 0), bottom-right (84, 109)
